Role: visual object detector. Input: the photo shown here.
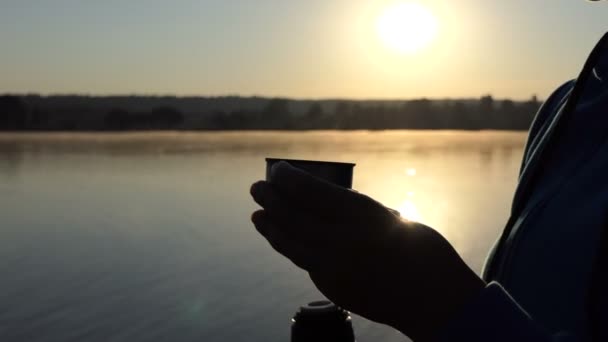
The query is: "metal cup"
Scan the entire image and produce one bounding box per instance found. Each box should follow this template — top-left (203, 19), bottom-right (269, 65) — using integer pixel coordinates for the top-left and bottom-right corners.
top-left (265, 158), bottom-right (355, 189)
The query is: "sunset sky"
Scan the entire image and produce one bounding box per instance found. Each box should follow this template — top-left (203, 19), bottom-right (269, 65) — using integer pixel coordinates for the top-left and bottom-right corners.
top-left (1, 0), bottom-right (607, 99)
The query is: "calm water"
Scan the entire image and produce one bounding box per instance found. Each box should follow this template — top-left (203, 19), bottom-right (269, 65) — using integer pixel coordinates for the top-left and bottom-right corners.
top-left (0, 131), bottom-right (526, 342)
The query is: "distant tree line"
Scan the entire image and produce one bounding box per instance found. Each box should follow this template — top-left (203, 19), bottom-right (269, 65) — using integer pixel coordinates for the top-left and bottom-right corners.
top-left (0, 94), bottom-right (541, 131)
top-left (104, 106), bottom-right (183, 130)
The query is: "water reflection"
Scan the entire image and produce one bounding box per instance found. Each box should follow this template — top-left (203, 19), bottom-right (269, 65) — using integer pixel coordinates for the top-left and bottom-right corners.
top-left (405, 168), bottom-right (417, 176)
top-left (398, 199), bottom-right (422, 222)
top-left (0, 131), bottom-right (527, 158)
top-left (0, 130), bottom-right (526, 342)
top-left (0, 141), bottom-right (24, 179)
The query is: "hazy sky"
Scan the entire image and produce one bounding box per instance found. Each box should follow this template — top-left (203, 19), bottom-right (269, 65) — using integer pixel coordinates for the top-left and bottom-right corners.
top-left (1, 0), bottom-right (607, 99)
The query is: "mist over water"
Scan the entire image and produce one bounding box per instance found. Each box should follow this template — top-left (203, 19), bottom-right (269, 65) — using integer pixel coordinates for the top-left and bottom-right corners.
top-left (0, 131), bottom-right (525, 342)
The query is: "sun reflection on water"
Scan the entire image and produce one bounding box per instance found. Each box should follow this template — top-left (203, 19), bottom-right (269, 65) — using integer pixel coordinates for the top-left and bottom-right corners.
top-left (398, 198), bottom-right (422, 222)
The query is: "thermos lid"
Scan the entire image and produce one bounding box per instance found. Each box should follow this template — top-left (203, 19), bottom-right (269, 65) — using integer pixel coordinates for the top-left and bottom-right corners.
top-left (294, 301), bottom-right (349, 322)
top-left (291, 301), bottom-right (354, 342)
top-left (300, 301), bottom-right (341, 314)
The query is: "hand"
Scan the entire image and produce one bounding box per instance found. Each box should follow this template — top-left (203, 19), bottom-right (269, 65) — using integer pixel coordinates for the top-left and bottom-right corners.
top-left (250, 162), bottom-right (485, 341)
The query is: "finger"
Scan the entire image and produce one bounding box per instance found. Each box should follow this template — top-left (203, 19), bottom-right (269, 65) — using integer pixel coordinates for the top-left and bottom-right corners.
top-left (251, 200), bottom-right (337, 250)
top-left (251, 181), bottom-right (338, 240)
top-left (387, 207), bottom-right (401, 217)
top-left (251, 210), bottom-right (270, 235)
top-left (252, 180), bottom-right (314, 223)
top-left (250, 181), bottom-right (293, 220)
top-left (250, 181), bottom-right (268, 208)
top-left (269, 161), bottom-right (381, 218)
top-left (251, 178), bottom-right (396, 243)
top-left (251, 210), bottom-right (323, 271)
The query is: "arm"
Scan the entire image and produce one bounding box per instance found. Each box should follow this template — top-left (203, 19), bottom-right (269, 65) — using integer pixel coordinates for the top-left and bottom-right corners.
top-left (250, 162), bottom-right (575, 341)
top-left (250, 161), bottom-right (484, 341)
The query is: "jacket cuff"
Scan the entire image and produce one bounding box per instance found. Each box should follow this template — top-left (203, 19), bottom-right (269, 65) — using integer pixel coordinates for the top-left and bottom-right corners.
top-left (437, 282), bottom-right (556, 341)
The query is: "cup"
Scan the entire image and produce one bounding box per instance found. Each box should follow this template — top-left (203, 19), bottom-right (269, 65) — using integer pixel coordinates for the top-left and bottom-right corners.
top-left (265, 158), bottom-right (355, 189)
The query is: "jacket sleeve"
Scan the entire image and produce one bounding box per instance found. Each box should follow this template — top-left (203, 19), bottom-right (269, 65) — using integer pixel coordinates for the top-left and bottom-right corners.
top-left (438, 282), bottom-right (577, 342)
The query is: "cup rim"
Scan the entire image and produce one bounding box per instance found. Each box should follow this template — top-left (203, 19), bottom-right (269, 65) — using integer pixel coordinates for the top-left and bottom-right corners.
top-left (265, 158), bottom-right (355, 167)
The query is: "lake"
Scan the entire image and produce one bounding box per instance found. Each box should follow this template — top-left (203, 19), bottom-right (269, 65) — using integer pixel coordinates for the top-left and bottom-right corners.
top-left (0, 130), bottom-right (526, 342)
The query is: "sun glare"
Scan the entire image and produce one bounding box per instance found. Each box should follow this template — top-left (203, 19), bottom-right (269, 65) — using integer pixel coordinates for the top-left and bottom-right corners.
top-left (398, 200), bottom-right (422, 222)
top-left (376, 2), bottom-right (438, 55)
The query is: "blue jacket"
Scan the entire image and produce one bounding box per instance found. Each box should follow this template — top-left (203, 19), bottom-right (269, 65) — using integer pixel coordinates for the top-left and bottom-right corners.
top-left (441, 33), bottom-right (608, 341)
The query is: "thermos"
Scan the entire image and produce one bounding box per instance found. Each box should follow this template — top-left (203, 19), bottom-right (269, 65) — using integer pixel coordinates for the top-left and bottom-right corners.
top-left (291, 301), bottom-right (355, 342)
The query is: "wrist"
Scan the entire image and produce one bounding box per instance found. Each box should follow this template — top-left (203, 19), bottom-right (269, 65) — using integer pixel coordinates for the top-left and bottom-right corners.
top-left (394, 271), bottom-right (486, 341)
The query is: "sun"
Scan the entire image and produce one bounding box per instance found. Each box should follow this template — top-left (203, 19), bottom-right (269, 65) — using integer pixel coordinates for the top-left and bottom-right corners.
top-left (376, 2), bottom-right (438, 55)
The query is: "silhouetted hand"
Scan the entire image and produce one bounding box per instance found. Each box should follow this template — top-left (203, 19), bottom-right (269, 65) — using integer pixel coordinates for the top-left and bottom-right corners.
top-left (250, 162), bottom-right (485, 341)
